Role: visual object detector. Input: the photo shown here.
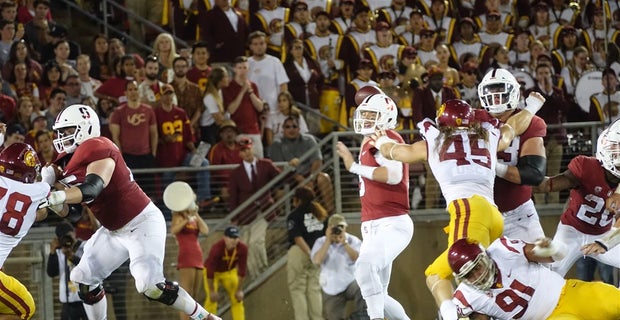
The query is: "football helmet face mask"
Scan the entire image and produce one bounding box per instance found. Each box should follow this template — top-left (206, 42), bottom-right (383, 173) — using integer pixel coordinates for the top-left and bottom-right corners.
top-left (436, 99), bottom-right (475, 128)
top-left (597, 120), bottom-right (620, 178)
top-left (0, 142), bottom-right (41, 183)
top-left (53, 104), bottom-right (101, 154)
top-left (448, 238), bottom-right (496, 291)
top-left (353, 93), bottom-right (398, 135)
top-left (478, 68), bottom-right (520, 115)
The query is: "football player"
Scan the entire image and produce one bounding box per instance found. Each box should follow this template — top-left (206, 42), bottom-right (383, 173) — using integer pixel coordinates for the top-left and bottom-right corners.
top-left (449, 237), bottom-right (620, 319)
top-left (536, 120), bottom-right (620, 276)
top-left (480, 68), bottom-right (548, 243)
top-left (373, 97), bottom-right (544, 320)
top-left (39, 104), bottom-right (221, 320)
top-left (0, 142), bottom-right (57, 319)
top-left (335, 93), bottom-right (413, 320)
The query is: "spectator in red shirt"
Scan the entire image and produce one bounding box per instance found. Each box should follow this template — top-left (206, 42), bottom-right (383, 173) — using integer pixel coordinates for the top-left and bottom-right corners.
top-left (222, 56), bottom-right (265, 158)
top-left (187, 42), bottom-right (211, 93)
top-left (208, 119), bottom-right (243, 202)
top-left (34, 129), bottom-right (56, 165)
top-left (204, 226), bottom-right (247, 320)
top-left (109, 80), bottom-right (158, 169)
top-left (94, 55), bottom-right (136, 104)
top-left (154, 84), bottom-right (214, 209)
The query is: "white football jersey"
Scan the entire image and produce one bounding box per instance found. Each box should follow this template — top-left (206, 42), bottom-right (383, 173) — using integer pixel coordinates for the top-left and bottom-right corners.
top-left (420, 118), bottom-right (499, 204)
top-left (453, 237), bottom-right (565, 320)
top-left (0, 176), bottom-right (49, 266)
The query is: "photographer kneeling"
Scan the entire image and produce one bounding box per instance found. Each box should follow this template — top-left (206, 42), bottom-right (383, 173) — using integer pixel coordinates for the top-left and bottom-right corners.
top-left (311, 214), bottom-right (369, 320)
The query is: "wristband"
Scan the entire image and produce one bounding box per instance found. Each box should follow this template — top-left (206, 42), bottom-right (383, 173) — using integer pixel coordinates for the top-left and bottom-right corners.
top-left (532, 238), bottom-right (567, 261)
top-left (48, 191), bottom-right (67, 206)
top-left (495, 163), bottom-right (509, 178)
top-left (374, 135), bottom-right (396, 150)
top-left (349, 162), bottom-right (376, 180)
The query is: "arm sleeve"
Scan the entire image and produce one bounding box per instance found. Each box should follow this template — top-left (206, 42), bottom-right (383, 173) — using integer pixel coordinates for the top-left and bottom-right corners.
top-left (375, 152), bottom-right (404, 185)
top-left (46, 250), bottom-right (60, 277)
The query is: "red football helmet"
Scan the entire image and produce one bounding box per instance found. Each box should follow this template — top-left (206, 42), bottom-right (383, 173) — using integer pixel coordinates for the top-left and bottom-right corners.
top-left (448, 238), bottom-right (496, 291)
top-left (0, 143), bottom-right (41, 183)
top-left (436, 99), bottom-right (475, 128)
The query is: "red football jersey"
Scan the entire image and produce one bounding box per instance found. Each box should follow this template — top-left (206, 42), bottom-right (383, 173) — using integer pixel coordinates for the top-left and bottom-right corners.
top-left (560, 156), bottom-right (616, 235)
top-left (494, 115), bottom-right (547, 212)
top-left (359, 130), bottom-right (410, 222)
top-left (55, 137), bottom-right (151, 230)
top-left (154, 106), bottom-right (193, 167)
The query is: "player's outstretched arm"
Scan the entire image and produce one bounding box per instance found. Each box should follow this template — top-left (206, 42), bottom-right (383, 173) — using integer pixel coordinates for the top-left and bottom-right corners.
top-left (373, 133), bottom-right (427, 164)
top-left (532, 170), bottom-right (578, 193)
top-left (582, 221), bottom-right (620, 255)
top-left (525, 237), bottom-right (567, 263)
top-left (498, 92), bottom-right (546, 151)
top-left (44, 158), bottom-right (116, 207)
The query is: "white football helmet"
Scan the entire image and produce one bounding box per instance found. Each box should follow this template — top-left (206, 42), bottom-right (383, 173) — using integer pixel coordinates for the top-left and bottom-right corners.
top-left (478, 68), bottom-right (520, 115)
top-left (353, 93), bottom-right (398, 135)
top-left (597, 120), bottom-right (620, 178)
top-left (53, 104), bottom-right (101, 154)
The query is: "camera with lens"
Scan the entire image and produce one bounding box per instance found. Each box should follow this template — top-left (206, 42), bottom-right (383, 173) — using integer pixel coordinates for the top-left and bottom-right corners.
top-left (331, 225), bottom-right (343, 235)
top-left (59, 234), bottom-right (77, 251)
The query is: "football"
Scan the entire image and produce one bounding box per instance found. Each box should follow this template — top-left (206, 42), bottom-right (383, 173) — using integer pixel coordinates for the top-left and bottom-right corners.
top-left (354, 85), bottom-right (384, 105)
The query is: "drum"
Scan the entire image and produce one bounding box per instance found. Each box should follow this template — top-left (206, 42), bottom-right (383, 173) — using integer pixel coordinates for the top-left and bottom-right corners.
top-left (513, 70), bottom-right (535, 90)
top-left (319, 88), bottom-right (342, 134)
top-left (575, 71), bottom-right (603, 112)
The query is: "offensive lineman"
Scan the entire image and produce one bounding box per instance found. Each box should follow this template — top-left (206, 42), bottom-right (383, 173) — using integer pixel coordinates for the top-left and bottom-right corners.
top-left (480, 68), bottom-right (548, 242)
top-left (0, 142), bottom-right (55, 319)
top-left (39, 104), bottom-right (221, 320)
top-left (335, 93), bottom-right (413, 320)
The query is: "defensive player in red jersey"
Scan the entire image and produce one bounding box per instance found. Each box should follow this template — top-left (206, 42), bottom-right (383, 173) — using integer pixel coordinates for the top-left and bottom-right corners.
top-left (480, 68), bottom-right (548, 243)
top-left (536, 120), bottom-right (620, 276)
top-left (374, 97), bottom-right (544, 320)
top-left (335, 93), bottom-right (413, 320)
top-left (39, 104), bottom-right (221, 320)
top-left (0, 142), bottom-right (57, 320)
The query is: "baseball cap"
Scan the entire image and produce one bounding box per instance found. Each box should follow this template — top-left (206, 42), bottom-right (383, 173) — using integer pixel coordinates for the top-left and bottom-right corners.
top-left (375, 21), bottom-right (391, 32)
top-left (486, 11), bottom-right (501, 19)
top-left (237, 137), bottom-right (253, 149)
top-left (328, 214), bottom-right (348, 227)
top-left (427, 65), bottom-right (443, 78)
top-left (420, 28), bottom-right (435, 36)
top-left (161, 84), bottom-right (175, 95)
top-left (460, 17), bottom-right (476, 28)
top-left (224, 226), bottom-right (240, 238)
top-left (219, 119), bottom-right (240, 134)
top-left (358, 58), bottom-right (374, 70)
top-left (377, 71), bottom-right (396, 80)
top-left (48, 24), bottom-right (68, 38)
top-left (294, 1), bottom-right (308, 9)
top-left (402, 46), bottom-right (417, 58)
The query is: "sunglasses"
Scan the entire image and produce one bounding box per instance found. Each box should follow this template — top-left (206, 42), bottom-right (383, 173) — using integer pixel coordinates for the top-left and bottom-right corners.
top-left (284, 125), bottom-right (299, 129)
